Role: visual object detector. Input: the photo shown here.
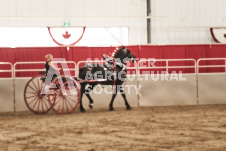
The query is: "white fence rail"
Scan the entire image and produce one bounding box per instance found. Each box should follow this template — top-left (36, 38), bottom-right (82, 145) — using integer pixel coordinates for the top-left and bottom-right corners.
top-left (0, 62), bottom-right (13, 78)
top-left (14, 61), bottom-right (77, 78)
top-left (197, 58), bottom-right (226, 74)
top-left (138, 59), bottom-right (197, 74)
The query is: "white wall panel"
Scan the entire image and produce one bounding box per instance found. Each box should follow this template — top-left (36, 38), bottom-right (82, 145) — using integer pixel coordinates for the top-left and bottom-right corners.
top-left (1, 0), bottom-right (225, 44)
top-left (151, 0), bottom-right (226, 44)
top-left (0, 79), bottom-right (14, 112)
top-left (0, 0), bottom-right (147, 45)
top-left (15, 78), bottom-right (30, 112)
top-left (139, 74), bottom-right (197, 106)
top-left (198, 74), bottom-right (226, 105)
top-left (2, 74), bottom-right (226, 112)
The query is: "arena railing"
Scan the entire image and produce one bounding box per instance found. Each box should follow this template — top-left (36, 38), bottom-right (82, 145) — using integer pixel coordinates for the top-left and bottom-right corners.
top-left (13, 61), bottom-right (77, 78)
top-left (196, 58), bottom-right (226, 105)
top-left (197, 58), bottom-right (226, 74)
top-left (2, 58), bottom-right (226, 112)
top-left (137, 59), bottom-right (197, 74)
top-left (0, 62), bottom-right (13, 79)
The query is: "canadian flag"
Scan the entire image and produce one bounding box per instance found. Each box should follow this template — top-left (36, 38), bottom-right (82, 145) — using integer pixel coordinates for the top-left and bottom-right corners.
top-left (48, 27), bottom-right (86, 45)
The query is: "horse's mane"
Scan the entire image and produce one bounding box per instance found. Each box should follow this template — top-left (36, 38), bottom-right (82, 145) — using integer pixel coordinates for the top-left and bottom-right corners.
top-left (112, 46), bottom-right (124, 58)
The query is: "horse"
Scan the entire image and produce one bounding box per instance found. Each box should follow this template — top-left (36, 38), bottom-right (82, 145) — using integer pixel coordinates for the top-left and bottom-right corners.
top-left (78, 46), bottom-right (136, 112)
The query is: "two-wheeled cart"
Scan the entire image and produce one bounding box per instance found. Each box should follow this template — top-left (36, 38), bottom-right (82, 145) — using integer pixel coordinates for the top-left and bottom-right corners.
top-left (24, 74), bottom-right (82, 114)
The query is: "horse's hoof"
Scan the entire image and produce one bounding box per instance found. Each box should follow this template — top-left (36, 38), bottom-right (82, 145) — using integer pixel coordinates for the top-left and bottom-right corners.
top-left (109, 107), bottom-right (115, 111)
top-left (80, 109), bottom-right (86, 113)
top-left (127, 106), bottom-right (132, 110)
top-left (89, 103), bottom-right (93, 109)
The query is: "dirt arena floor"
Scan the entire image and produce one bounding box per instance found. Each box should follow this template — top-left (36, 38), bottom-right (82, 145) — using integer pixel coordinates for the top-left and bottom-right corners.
top-left (0, 105), bottom-right (226, 151)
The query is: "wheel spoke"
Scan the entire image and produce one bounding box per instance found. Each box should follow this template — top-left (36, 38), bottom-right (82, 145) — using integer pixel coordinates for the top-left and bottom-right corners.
top-left (67, 96), bottom-right (78, 103)
top-left (54, 97), bottom-right (62, 106)
top-left (43, 95), bottom-right (49, 102)
top-left (26, 91), bottom-right (37, 94)
top-left (26, 94), bottom-right (38, 99)
top-left (37, 98), bottom-right (41, 113)
top-left (62, 98), bottom-right (65, 113)
top-left (66, 97), bottom-right (74, 109)
top-left (28, 96), bottom-right (38, 105)
top-left (28, 84), bottom-right (38, 93)
top-left (65, 99), bottom-right (69, 112)
top-left (37, 77), bottom-right (41, 90)
top-left (40, 98), bottom-right (44, 112)
top-left (32, 97), bottom-right (39, 109)
top-left (42, 97), bottom-right (49, 110)
top-left (57, 101), bottom-right (62, 112)
top-left (31, 79), bottom-right (39, 91)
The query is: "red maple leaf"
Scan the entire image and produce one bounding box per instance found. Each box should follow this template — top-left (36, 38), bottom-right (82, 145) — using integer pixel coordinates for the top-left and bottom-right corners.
top-left (63, 31), bottom-right (71, 39)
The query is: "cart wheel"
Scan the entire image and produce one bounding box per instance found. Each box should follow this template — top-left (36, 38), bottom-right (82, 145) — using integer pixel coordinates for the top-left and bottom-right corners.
top-left (50, 76), bottom-right (80, 114)
top-left (24, 75), bottom-right (56, 114)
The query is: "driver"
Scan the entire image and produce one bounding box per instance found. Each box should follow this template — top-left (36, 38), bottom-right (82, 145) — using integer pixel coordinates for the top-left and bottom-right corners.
top-left (45, 54), bottom-right (62, 82)
top-left (42, 54), bottom-right (62, 95)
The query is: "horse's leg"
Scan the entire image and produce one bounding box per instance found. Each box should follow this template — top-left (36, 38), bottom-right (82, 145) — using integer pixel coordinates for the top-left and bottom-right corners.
top-left (109, 85), bottom-right (119, 111)
top-left (84, 84), bottom-right (96, 109)
top-left (119, 88), bottom-right (131, 110)
top-left (79, 84), bottom-right (86, 112)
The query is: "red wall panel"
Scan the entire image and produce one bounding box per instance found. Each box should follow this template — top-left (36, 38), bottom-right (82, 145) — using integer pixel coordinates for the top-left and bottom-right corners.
top-left (1, 44), bottom-right (226, 77)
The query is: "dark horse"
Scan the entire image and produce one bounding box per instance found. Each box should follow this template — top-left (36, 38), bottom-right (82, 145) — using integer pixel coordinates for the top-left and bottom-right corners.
top-left (78, 46), bottom-right (136, 112)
